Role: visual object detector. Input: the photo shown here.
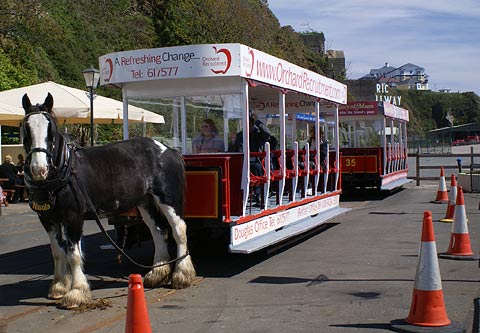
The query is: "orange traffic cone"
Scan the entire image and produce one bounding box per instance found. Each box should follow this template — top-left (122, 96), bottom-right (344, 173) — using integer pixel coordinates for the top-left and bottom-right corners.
top-left (125, 274), bottom-right (152, 333)
top-left (439, 186), bottom-right (478, 261)
top-left (439, 174), bottom-right (457, 223)
top-left (431, 167), bottom-right (448, 203)
top-left (390, 211), bottom-right (463, 332)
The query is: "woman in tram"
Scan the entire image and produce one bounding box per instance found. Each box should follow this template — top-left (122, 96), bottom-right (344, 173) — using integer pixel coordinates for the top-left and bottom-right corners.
top-left (192, 118), bottom-right (224, 153)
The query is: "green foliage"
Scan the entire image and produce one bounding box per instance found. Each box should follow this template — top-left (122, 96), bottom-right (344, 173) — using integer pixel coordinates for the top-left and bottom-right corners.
top-left (394, 89), bottom-right (480, 138)
top-left (152, 0), bottom-right (317, 69)
top-left (0, 49), bottom-right (36, 90)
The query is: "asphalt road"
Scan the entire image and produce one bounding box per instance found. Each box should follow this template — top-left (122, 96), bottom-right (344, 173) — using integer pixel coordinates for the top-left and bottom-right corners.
top-left (0, 181), bottom-right (479, 333)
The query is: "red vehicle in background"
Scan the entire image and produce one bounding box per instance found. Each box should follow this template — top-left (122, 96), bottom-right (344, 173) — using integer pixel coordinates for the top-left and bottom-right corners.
top-left (339, 101), bottom-right (411, 191)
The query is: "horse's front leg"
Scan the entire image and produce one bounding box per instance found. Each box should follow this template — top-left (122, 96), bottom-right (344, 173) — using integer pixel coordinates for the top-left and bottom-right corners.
top-left (158, 203), bottom-right (196, 289)
top-left (138, 206), bottom-right (172, 288)
top-left (44, 224), bottom-right (70, 300)
top-left (60, 226), bottom-right (91, 309)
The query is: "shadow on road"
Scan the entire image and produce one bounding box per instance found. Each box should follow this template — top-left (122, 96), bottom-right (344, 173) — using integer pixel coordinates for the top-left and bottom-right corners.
top-left (340, 187), bottom-right (405, 202)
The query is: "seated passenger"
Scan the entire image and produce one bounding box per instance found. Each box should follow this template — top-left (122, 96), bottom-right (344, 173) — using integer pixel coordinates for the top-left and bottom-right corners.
top-left (192, 119), bottom-right (224, 153)
top-left (231, 112), bottom-right (274, 204)
top-left (301, 127), bottom-right (327, 170)
top-left (0, 155), bottom-right (20, 203)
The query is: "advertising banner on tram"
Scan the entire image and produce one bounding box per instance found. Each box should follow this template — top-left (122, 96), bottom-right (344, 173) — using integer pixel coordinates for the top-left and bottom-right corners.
top-left (99, 43), bottom-right (347, 104)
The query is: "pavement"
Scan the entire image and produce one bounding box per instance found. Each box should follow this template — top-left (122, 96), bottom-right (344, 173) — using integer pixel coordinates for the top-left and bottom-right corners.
top-left (0, 182), bottom-right (479, 333)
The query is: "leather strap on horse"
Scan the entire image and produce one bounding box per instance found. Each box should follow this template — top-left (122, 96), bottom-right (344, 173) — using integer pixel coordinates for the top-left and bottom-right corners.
top-left (70, 172), bottom-right (188, 270)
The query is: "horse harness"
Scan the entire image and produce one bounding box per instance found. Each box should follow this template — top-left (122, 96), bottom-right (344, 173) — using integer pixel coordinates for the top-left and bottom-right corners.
top-left (22, 111), bottom-right (74, 213)
top-left (22, 110), bottom-right (187, 269)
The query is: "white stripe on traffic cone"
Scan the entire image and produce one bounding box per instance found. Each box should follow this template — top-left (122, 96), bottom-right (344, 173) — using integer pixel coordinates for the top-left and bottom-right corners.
top-left (431, 167), bottom-right (448, 203)
top-left (440, 174), bottom-right (456, 223)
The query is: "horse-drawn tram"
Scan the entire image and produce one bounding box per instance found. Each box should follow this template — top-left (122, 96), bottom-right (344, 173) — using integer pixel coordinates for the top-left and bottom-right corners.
top-left (99, 43), bottom-right (350, 254)
top-left (338, 101), bottom-right (411, 191)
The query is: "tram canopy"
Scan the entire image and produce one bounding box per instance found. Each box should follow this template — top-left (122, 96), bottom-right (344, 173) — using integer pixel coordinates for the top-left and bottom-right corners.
top-left (99, 43), bottom-right (347, 105)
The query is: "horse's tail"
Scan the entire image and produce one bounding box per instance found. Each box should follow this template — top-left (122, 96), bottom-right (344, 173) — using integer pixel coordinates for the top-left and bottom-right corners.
top-left (179, 151), bottom-right (186, 218)
top-left (169, 147), bottom-right (186, 218)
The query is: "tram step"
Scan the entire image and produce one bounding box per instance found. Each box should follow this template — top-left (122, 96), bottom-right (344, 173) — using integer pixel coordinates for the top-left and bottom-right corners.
top-left (229, 206), bottom-right (351, 254)
top-left (381, 177), bottom-right (413, 191)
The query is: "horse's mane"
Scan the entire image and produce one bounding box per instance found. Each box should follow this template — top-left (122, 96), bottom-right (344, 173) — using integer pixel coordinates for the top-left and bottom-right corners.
top-left (49, 110), bottom-right (58, 122)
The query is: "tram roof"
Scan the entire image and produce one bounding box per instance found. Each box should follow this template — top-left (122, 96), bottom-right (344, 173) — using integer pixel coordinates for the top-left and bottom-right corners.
top-left (98, 43), bottom-right (347, 105)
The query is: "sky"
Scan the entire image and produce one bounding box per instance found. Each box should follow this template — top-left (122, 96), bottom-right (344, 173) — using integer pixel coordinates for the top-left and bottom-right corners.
top-left (268, 1), bottom-right (480, 96)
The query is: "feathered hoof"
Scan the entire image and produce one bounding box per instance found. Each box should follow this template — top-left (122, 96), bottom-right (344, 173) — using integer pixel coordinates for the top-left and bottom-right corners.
top-left (48, 281), bottom-right (69, 300)
top-left (172, 255), bottom-right (196, 289)
top-left (60, 288), bottom-right (92, 309)
top-left (144, 264), bottom-right (172, 288)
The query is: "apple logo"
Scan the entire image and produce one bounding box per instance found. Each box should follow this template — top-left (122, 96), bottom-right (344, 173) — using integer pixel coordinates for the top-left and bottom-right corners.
top-left (211, 46), bottom-right (232, 74)
top-left (245, 48), bottom-right (254, 77)
top-left (104, 58), bottom-right (113, 82)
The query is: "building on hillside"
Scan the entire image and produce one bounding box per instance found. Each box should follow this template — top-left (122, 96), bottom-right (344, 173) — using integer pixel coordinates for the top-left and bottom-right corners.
top-left (362, 62), bottom-right (429, 91)
top-left (325, 50), bottom-right (346, 80)
top-left (344, 79), bottom-right (377, 101)
top-left (300, 32), bottom-right (346, 80)
top-left (300, 32), bottom-right (325, 55)
top-left (363, 62), bottom-right (396, 80)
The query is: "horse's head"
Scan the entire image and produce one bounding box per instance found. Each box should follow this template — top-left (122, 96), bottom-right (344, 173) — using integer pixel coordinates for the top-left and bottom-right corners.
top-left (22, 93), bottom-right (57, 182)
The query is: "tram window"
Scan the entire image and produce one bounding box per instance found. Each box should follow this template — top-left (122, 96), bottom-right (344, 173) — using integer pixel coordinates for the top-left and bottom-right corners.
top-left (339, 120), bottom-right (382, 148)
top-left (356, 120), bottom-right (381, 147)
top-left (185, 94), bottom-right (242, 154)
top-left (129, 97), bottom-right (182, 149)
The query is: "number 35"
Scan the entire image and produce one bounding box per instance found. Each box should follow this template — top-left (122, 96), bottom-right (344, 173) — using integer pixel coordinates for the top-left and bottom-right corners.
top-left (345, 158), bottom-right (356, 167)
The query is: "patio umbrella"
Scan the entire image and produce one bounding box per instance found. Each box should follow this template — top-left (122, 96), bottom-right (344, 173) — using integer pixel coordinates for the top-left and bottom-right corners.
top-left (0, 81), bottom-right (164, 126)
top-left (0, 102), bottom-right (24, 126)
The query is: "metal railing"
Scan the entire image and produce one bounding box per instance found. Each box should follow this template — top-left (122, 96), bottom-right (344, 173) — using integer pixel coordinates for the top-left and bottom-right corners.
top-left (408, 146), bottom-right (480, 185)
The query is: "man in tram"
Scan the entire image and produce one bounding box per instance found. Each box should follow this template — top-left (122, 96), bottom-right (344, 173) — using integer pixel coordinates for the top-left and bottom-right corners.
top-left (230, 111), bottom-right (275, 203)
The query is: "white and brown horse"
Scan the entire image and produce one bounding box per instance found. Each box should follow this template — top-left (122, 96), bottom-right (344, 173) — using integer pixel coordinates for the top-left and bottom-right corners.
top-left (21, 93), bottom-right (195, 309)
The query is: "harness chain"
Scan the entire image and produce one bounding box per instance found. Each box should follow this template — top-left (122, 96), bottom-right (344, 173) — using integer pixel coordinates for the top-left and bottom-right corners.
top-left (24, 111), bottom-right (187, 270)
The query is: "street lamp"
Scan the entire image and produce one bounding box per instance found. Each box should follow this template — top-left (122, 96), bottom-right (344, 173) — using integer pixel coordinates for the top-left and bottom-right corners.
top-left (82, 66), bottom-right (100, 146)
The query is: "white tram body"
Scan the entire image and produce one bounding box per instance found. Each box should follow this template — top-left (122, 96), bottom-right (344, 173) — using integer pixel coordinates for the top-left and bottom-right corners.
top-left (99, 43), bottom-right (350, 253)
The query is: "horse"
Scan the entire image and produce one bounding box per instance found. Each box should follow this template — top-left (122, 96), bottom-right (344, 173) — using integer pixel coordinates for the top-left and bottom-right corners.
top-left (21, 93), bottom-right (196, 309)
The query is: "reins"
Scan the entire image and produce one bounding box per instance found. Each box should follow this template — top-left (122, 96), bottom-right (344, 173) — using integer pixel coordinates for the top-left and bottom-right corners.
top-left (24, 111), bottom-right (187, 270)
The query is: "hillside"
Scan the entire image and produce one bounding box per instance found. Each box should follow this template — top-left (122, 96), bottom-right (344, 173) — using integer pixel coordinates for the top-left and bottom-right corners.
top-left (0, 0), bottom-right (478, 140)
top-left (394, 90), bottom-right (480, 137)
top-left (0, 0), bottom-right (323, 93)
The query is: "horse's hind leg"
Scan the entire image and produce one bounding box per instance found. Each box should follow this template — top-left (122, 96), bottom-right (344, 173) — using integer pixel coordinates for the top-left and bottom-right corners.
top-left (137, 205), bottom-right (172, 288)
top-left (45, 224), bottom-right (70, 300)
top-left (157, 202), bottom-right (196, 289)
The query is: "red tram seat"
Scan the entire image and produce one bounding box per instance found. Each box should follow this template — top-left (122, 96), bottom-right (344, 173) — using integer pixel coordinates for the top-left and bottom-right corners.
top-left (285, 150), bottom-right (296, 179)
top-left (308, 150), bottom-right (319, 176)
top-left (270, 150), bottom-right (283, 181)
top-left (249, 151), bottom-right (269, 186)
top-left (297, 150), bottom-right (308, 178)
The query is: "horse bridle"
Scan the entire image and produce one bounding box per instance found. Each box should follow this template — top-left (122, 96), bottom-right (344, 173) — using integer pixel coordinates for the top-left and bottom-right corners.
top-left (22, 110), bottom-right (74, 192)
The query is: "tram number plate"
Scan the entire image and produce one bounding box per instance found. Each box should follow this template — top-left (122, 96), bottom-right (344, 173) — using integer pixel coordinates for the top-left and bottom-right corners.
top-left (341, 155), bottom-right (377, 173)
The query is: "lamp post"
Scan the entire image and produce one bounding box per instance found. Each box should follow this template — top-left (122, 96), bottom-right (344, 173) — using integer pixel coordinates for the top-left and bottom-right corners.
top-left (82, 66), bottom-right (100, 146)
